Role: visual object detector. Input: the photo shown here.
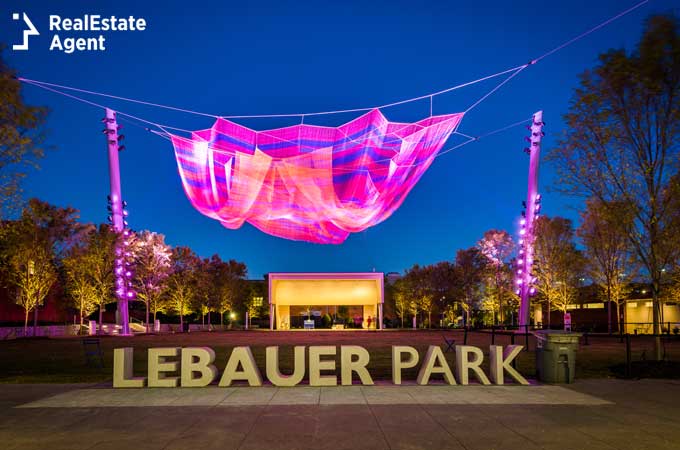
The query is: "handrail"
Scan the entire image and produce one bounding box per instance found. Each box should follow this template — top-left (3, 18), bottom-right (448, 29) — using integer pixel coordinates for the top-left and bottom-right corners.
top-left (129, 317), bottom-right (147, 329)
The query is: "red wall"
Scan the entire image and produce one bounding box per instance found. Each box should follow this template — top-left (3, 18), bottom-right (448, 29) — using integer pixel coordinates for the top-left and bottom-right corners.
top-left (542, 302), bottom-right (621, 332)
top-left (0, 286), bottom-right (74, 324)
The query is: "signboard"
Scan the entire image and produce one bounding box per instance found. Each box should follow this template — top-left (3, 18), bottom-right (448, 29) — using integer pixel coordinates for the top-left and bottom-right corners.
top-left (564, 312), bottom-right (572, 332)
top-left (113, 344), bottom-right (529, 388)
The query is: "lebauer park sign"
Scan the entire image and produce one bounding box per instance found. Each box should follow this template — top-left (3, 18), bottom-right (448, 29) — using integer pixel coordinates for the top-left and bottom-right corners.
top-left (113, 345), bottom-right (529, 388)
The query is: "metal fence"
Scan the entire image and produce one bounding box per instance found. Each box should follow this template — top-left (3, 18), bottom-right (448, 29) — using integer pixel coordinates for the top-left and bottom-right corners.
top-left (455, 324), bottom-right (680, 379)
top-left (0, 325), bottom-right (80, 340)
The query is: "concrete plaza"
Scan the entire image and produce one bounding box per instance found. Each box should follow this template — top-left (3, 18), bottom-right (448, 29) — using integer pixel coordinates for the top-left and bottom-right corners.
top-left (1, 380), bottom-right (679, 450)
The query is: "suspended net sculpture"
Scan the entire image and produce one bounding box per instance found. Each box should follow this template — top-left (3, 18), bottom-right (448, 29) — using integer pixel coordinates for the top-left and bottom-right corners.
top-left (169, 109), bottom-right (463, 243)
top-left (15, 2), bottom-right (650, 246)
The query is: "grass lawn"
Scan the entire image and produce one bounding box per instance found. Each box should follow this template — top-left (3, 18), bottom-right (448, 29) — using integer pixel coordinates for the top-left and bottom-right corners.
top-left (0, 329), bottom-right (678, 383)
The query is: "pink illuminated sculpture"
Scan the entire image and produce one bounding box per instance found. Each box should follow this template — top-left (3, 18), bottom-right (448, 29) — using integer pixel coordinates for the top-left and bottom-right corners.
top-left (170, 109), bottom-right (463, 244)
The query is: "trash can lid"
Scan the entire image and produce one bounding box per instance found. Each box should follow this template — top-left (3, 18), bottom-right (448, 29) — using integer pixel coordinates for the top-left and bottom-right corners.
top-left (532, 330), bottom-right (582, 343)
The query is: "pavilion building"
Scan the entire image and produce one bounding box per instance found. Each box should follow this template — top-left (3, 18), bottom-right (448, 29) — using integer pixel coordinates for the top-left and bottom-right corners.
top-left (268, 272), bottom-right (384, 330)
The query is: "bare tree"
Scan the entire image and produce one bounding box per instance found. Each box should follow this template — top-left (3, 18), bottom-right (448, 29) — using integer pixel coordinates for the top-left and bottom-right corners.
top-left (548, 15), bottom-right (680, 358)
top-left (577, 199), bottom-right (637, 333)
top-left (429, 261), bottom-right (458, 326)
top-left (454, 248), bottom-right (488, 327)
top-left (533, 216), bottom-right (584, 326)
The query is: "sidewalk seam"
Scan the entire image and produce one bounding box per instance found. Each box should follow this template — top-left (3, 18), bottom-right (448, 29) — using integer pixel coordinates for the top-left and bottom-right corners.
top-left (419, 403), bottom-right (470, 450)
top-left (363, 388), bottom-right (393, 450)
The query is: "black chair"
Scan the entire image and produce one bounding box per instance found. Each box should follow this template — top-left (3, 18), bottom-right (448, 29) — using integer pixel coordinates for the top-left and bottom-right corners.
top-left (442, 335), bottom-right (455, 352)
top-left (82, 338), bottom-right (104, 368)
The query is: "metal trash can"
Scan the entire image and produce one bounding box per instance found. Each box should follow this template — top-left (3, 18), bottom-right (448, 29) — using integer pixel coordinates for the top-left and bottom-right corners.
top-left (534, 330), bottom-right (582, 383)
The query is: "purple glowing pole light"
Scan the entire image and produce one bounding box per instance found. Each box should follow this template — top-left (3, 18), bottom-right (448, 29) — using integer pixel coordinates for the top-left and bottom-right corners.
top-left (104, 108), bottom-right (135, 335)
top-left (517, 111), bottom-right (544, 331)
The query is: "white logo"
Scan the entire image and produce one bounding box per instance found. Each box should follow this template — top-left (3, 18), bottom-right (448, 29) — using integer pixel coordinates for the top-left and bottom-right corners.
top-left (12, 13), bottom-right (40, 50)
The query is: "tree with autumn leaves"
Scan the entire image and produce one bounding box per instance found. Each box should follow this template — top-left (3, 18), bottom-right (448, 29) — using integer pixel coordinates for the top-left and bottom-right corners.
top-left (0, 46), bottom-right (49, 219)
top-left (132, 231), bottom-right (172, 331)
top-left (477, 230), bottom-right (516, 325)
top-left (62, 225), bottom-right (117, 329)
top-left (161, 248), bottom-right (249, 331)
top-left (532, 216), bottom-right (584, 326)
top-left (549, 15), bottom-right (680, 358)
top-left (1, 199), bottom-right (84, 333)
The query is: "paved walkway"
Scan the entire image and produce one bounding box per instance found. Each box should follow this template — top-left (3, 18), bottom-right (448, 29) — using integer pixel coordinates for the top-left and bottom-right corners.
top-left (16, 384), bottom-right (610, 408)
top-left (1, 380), bottom-right (679, 450)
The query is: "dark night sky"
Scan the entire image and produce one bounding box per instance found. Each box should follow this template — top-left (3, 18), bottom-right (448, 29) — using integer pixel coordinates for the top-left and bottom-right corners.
top-left (2, 0), bottom-right (677, 278)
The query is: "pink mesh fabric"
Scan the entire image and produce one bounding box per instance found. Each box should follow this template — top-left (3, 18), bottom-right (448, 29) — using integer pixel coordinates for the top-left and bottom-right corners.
top-left (170, 109), bottom-right (463, 243)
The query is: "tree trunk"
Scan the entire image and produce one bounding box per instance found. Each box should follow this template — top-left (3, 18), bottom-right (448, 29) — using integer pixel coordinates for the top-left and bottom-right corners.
top-left (180, 312), bottom-right (184, 332)
top-left (497, 269), bottom-right (504, 324)
top-left (428, 310), bottom-right (431, 329)
top-left (606, 283), bottom-right (612, 335)
top-left (221, 311), bottom-right (224, 327)
top-left (24, 308), bottom-right (29, 335)
top-left (617, 302), bottom-right (622, 334)
top-left (547, 298), bottom-right (551, 328)
top-left (652, 281), bottom-right (662, 361)
top-left (208, 311), bottom-right (211, 330)
top-left (98, 304), bottom-right (103, 335)
top-left (33, 306), bottom-right (38, 336)
top-left (145, 300), bottom-right (150, 333)
top-left (498, 293), bottom-right (503, 325)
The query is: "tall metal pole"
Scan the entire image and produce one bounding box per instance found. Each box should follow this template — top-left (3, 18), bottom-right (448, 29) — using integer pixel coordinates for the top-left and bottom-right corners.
top-left (104, 108), bottom-right (132, 336)
top-left (517, 111), bottom-right (544, 332)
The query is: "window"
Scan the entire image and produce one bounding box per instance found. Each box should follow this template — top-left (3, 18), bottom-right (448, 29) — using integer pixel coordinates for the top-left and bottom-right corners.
top-left (584, 303), bottom-right (604, 309)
